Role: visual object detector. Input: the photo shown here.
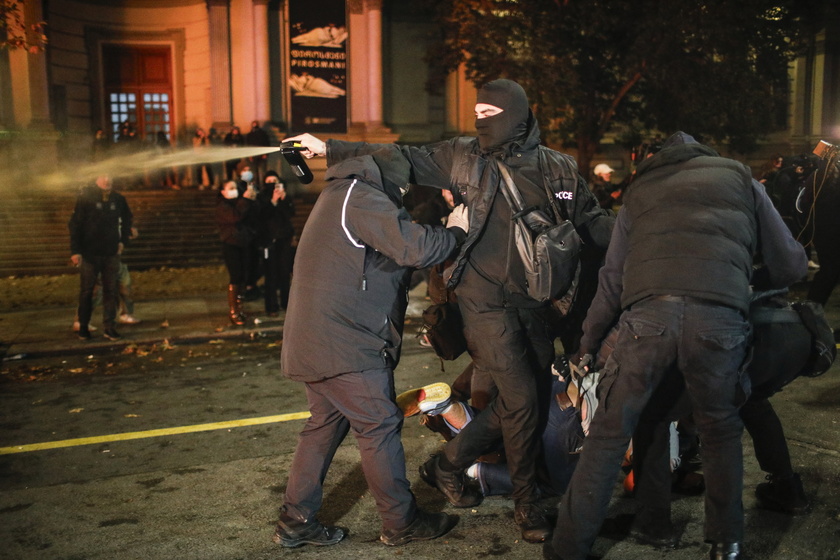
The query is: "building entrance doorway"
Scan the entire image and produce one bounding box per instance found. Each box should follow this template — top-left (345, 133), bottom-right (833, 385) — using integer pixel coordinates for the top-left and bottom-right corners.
top-left (102, 44), bottom-right (173, 144)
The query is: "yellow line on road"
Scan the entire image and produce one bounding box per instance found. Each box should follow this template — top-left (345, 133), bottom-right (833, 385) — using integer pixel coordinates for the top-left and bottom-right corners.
top-left (0, 411), bottom-right (311, 455)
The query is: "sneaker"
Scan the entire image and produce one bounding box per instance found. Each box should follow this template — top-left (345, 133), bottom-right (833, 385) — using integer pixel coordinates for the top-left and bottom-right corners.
top-left (271, 513), bottom-right (346, 548)
top-left (808, 260), bottom-right (820, 270)
top-left (380, 510), bottom-right (455, 546)
top-left (396, 383), bottom-right (451, 417)
top-left (103, 328), bottom-right (122, 341)
top-left (77, 328), bottom-right (92, 341)
top-left (514, 502), bottom-right (552, 543)
top-left (755, 473), bottom-right (810, 515)
top-left (118, 314), bottom-right (141, 325)
top-left (419, 453), bottom-right (482, 508)
top-left (73, 322), bottom-right (97, 332)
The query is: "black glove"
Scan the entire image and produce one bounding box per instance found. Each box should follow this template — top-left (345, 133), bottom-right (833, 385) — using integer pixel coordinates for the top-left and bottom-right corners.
top-left (552, 354), bottom-right (570, 378)
top-left (571, 352), bottom-right (594, 376)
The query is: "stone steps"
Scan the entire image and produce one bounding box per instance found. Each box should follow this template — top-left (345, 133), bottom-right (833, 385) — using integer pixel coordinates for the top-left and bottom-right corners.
top-left (0, 189), bottom-right (315, 277)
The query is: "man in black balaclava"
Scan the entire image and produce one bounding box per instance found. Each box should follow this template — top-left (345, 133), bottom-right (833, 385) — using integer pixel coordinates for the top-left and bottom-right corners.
top-left (276, 146), bottom-right (469, 549)
top-left (474, 78), bottom-right (530, 151)
top-left (282, 79), bottom-right (614, 544)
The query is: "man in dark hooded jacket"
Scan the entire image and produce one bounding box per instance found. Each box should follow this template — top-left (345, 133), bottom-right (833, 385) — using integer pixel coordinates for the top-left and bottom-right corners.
top-left (284, 79), bottom-right (614, 543)
top-left (547, 132), bottom-right (807, 560)
top-left (274, 147), bottom-right (468, 548)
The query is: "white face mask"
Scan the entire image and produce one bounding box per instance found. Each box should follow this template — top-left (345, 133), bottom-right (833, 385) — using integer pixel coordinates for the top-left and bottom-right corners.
top-left (222, 188), bottom-right (239, 200)
top-left (240, 171), bottom-right (254, 183)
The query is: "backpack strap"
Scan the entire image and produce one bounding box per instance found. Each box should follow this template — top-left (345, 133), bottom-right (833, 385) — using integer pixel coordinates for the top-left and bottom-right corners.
top-left (449, 137), bottom-right (473, 199)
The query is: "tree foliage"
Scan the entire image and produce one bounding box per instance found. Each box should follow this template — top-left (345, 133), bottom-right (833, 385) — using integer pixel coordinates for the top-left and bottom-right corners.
top-left (1, 0), bottom-right (47, 53)
top-left (423, 0), bottom-right (827, 172)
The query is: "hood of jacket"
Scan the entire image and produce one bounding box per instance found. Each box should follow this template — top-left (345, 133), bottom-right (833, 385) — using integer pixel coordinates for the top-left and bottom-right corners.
top-left (325, 154), bottom-right (404, 207)
top-left (635, 131), bottom-right (719, 177)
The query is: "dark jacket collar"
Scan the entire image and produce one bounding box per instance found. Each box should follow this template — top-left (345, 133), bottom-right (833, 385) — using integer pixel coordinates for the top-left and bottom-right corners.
top-left (636, 132), bottom-right (719, 177)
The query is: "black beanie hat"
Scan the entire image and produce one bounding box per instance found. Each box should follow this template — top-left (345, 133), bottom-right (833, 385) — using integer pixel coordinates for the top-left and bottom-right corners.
top-left (370, 146), bottom-right (411, 204)
top-left (475, 79), bottom-right (530, 151)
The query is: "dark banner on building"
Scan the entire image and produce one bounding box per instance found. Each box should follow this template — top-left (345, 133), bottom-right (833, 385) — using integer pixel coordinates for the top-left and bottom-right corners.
top-left (288, 0), bottom-right (347, 133)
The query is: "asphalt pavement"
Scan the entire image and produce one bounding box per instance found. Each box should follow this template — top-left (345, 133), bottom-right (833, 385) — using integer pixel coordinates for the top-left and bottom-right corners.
top-left (1, 283), bottom-right (839, 559)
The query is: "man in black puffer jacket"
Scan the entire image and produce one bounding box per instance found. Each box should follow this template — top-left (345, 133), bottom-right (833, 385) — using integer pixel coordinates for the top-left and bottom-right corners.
top-left (275, 147), bottom-right (468, 549)
top-left (284, 79), bottom-right (614, 543)
top-left (548, 132), bottom-right (807, 560)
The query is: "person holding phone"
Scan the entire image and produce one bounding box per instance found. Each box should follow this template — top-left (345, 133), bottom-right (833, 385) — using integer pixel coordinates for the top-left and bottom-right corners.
top-left (257, 171), bottom-right (296, 315)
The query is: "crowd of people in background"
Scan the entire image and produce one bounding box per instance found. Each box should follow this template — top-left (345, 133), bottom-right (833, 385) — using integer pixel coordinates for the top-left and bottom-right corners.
top-left (214, 166), bottom-right (296, 326)
top-left (76, 119), bottom-right (297, 334)
top-left (91, 120), bottom-right (282, 190)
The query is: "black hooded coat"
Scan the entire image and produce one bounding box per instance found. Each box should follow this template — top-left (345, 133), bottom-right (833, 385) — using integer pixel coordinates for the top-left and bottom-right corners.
top-left (280, 155), bottom-right (458, 382)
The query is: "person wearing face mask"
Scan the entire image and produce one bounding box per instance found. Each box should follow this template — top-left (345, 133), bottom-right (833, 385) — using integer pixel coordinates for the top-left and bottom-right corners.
top-left (275, 146), bottom-right (468, 549)
top-left (256, 171), bottom-right (296, 315)
top-left (216, 179), bottom-right (259, 325)
top-left (282, 79), bottom-right (614, 543)
top-left (236, 167), bottom-right (263, 300)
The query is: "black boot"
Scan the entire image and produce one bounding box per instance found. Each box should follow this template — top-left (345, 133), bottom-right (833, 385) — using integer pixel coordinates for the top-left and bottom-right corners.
top-left (272, 509), bottom-right (345, 548)
top-left (419, 454), bottom-right (482, 508)
top-left (227, 284), bottom-right (246, 326)
top-left (630, 507), bottom-right (679, 549)
top-left (514, 502), bottom-right (552, 543)
top-left (380, 510), bottom-right (455, 546)
top-left (755, 472), bottom-right (810, 515)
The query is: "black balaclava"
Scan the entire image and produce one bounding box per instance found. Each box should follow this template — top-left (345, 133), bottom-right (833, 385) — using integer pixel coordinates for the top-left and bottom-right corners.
top-left (370, 146), bottom-right (411, 206)
top-left (475, 79), bottom-right (530, 152)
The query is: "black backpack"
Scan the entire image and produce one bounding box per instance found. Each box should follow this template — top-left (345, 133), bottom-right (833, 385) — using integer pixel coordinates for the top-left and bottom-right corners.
top-left (791, 300), bottom-right (837, 377)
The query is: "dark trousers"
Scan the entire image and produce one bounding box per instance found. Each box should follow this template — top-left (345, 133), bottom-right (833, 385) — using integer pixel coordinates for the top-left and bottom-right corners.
top-left (192, 163), bottom-right (214, 187)
top-left (282, 368), bottom-right (417, 532)
top-left (445, 268), bottom-right (555, 505)
top-left (222, 244), bottom-right (249, 286)
top-left (78, 255), bottom-right (120, 330)
top-left (632, 311), bottom-right (812, 529)
top-left (552, 298), bottom-right (750, 559)
top-left (263, 238), bottom-right (294, 312)
top-left (741, 318), bottom-right (811, 477)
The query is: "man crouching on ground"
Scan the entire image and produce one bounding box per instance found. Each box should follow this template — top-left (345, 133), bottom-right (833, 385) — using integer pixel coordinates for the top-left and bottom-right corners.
top-left (273, 146), bottom-right (469, 547)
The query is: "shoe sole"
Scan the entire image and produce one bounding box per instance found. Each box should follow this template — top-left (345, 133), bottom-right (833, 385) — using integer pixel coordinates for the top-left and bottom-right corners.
top-left (275, 536), bottom-right (344, 548)
top-left (630, 529), bottom-right (678, 549)
top-left (396, 382), bottom-right (451, 417)
top-left (272, 527), bottom-right (346, 548)
top-left (418, 383), bottom-right (451, 414)
top-left (380, 514), bottom-right (453, 546)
